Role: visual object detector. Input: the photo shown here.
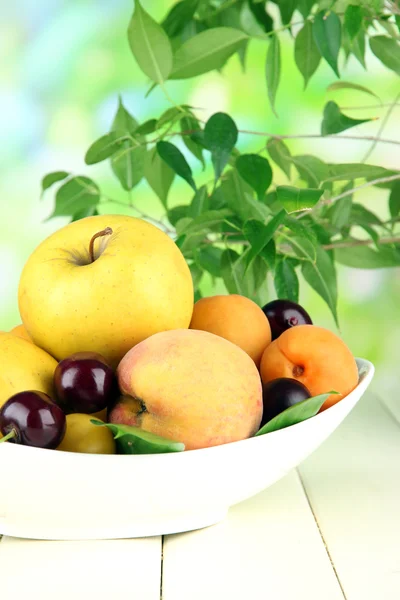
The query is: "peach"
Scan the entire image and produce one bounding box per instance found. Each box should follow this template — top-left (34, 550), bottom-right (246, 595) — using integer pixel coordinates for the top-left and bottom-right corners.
top-left (111, 329), bottom-right (263, 450)
top-left (190, 294), bottom-right (271, 367)
top-left (260, 325), bottom-right (359, 412)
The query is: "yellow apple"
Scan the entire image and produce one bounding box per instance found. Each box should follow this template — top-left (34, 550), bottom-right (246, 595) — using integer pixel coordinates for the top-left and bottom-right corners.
top-left (18, 215), bottom-right (194, 368)
top-left (0, 332), bottom-right (58, 409)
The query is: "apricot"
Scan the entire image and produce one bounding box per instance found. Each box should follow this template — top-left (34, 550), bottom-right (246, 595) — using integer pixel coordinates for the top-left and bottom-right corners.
top-left (10, 324), bottom-right (32, 343)
top-left (189, 294), bottom-right (271, 367)
top-left (112, 329), bottom-right (263, 450)
top-left (260, 325), bottom-right (359, 412)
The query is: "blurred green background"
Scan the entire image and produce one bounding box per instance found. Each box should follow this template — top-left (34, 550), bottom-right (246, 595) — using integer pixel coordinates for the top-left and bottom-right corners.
top-left (1, 0), bottom-right (399, 399)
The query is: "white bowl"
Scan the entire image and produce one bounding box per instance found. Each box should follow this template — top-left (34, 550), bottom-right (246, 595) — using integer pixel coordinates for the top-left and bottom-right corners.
top-left (0, 358), bottom-right (374, 541)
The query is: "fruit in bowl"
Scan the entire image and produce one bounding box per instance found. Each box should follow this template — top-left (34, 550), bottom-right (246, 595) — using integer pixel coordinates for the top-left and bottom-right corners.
top-left (260, 325), bottom-right (359, 412)
top-left (110, 328), bottom-right (263, 450)
top-left (189, 294), bottom-right (271, 367)
top-left (0, 332), bottom-right (57, 410)
top-left (54, 352), bottom-right (118, 414)
top-left (18, 215), bottom-right (194, 369)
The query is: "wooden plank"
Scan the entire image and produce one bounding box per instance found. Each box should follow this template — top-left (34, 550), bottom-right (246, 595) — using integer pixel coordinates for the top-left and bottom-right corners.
top-left (0, 536), bottom-right (162, 600)
top-left (162, 471), bottom-right (344, 600)
top-left (299, 393), bottom-right (400, 600)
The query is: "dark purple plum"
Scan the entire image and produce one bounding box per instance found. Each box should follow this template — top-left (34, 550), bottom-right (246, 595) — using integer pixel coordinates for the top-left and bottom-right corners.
top-left (261, 378), bottom-right (311, 427)
top-left (54, 351), bottom-right (117, 414)
top-left (0, 390), bottom-right (66, 449)
top-left (262, 299), bottom-right (312, 340)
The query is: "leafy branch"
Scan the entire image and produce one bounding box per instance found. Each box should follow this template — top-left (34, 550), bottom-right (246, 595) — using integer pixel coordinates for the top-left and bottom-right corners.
top-left (39, 0), bottom-right (400, 324)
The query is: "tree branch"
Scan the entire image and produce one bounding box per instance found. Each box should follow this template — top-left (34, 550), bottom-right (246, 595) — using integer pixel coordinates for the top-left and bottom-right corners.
top-left (323, 236), bottom-right (400, 250)
top-left (326, 173), bottom-right (400, 204)
top-left (361, 91), bottom-right (400, 162)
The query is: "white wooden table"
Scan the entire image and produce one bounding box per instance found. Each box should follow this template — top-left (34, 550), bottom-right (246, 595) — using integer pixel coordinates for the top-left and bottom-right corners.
top-left (1, 392), bottom-right (400, 599)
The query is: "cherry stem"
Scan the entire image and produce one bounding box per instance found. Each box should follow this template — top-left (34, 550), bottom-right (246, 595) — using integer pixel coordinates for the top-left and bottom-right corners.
top-left (0, 429), bottom-right (17, 443)
top-left (89, 227), bottom-right (113, 264)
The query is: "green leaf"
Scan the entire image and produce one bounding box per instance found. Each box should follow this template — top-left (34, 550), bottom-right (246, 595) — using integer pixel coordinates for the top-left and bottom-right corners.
top-left (168, 205), bottom-right (189, 227)
top-left (313, 11), bottom-right (341, 77)
top-left (196, 246), bottom-right (223, 277)
top-left (219, 170), bottom-right (269, 222)
top-left (181, 116), bottom-right (204, 167)
top-left (335, 245), bottom-right (400, 269)
top-left (157, 106), bottom-right (191, 129)
top-left (111, 144), bottom-right (146, 191)
top-left (170, 27), bottom-right (248, 79)
top-left (204, 112), bottom-right (238, 181)
top-left (327, 81), bottom-right (380, 102)
top-left (298, 0), bottom-right (315, 19)
top-left (255, 392), bottom-right (335, 436)
top-left (135, 119), bottom-right (157, 136)
top-left (162, 0), bottom-right (199, 38)
top-left (236, 154), bottom-right (272, 200)
top-left (71, 206), bottom-right (99, 222)
top-left (41, 171), bottom-right (69, 195)
top-left (344, 5), bottom-right (363, 40)
top-left (369, 36), bottom-right (400, 76)
top-left (278, 0), bottom-right (297, 25)
top-left (396, 15), bottom-right (400, 33)
top-left (220, 249), bottom-right (252, 296)
top-left (49, 176), bottom-right (100, 219)
top-left (157, 141), bottom-right (196, 191)
top-left (85, 132), bottom-right (126, 166)
top-left (291, 155), bottom-right (329, 187)
top-left (261, 239), bottom-right (276, 272)
top-left (127, 0), bottom-right (173, 83)
top-left (91, 421), bottom-right (185, 454)
top-left (283, 215), bottom-right (318, 246)
top-left (330, 196), bottom-right (352, 230)
top-left (274, 258), bottom-right (299, 303)
top-left (300, 243), bottom-right (338, 326)
top-left (243, 210), bottom-right (287, 270)
top-left (240, 1), bottom-right (268, 37)
top-left (276, 186), bottom-right (323, 214)
top-left (248, 0), bottom-right (273, 33)
top-left (295, 21), bottom-right (321, 89)
top-left (190, 262), bottom-right (203, 288)
top-left (266, 35), bottom-right (281, 117)
top-left (351, 203), bottom-right (382, 226)
top-left (321, 101), bottom-right (374, 136)
top-left (389, 181), bottom-right (400, 218)
top-left (351, 28), bottom-right (366, 69)
top-left (111, 98), bottom-right (139, 134)
top-left (179, 209), bottom-right (233, 236)
top-left (189, 185), bottom-right (209, 218)
top-left (144, 147), bottom-right (175, 208)
top-left (326, 163), bottom-right (392, 182)
top-left (267, 138), bottom-right (292, 179)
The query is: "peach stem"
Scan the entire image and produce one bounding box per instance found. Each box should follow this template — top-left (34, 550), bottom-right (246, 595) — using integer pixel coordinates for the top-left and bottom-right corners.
top-left (89, 227), bottom-right (113, 264)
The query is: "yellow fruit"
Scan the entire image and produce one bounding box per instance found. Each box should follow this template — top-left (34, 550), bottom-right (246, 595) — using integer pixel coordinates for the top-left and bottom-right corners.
top-left (0, 332), bottom-right (58, 409)
top-left (10, 324), bottom-right (33, 343)
top-left (57, 414), bottom-right (116, 454)
top-left (18, 215), bottom-right (194, 368)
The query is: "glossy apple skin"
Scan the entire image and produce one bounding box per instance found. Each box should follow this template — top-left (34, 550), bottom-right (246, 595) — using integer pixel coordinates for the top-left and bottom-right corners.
top-left (260, 378), bottom-right (311, 428)
top-left (54, 352), bottom-right (117, 414)
top-left (0, 390), bottom-right (66, 449)
top-left (262, 299), bottom-right (313, 340)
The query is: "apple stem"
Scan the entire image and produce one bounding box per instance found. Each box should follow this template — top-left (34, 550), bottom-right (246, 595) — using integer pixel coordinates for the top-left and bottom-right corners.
top-left (0, 429), bottom-right (17, 444)
top-left (89, 227), bottom-right (113, 264)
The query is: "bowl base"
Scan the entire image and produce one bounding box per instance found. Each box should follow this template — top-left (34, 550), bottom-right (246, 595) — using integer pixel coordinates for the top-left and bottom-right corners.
top-left (0, 509), bottom-right (228, 541)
